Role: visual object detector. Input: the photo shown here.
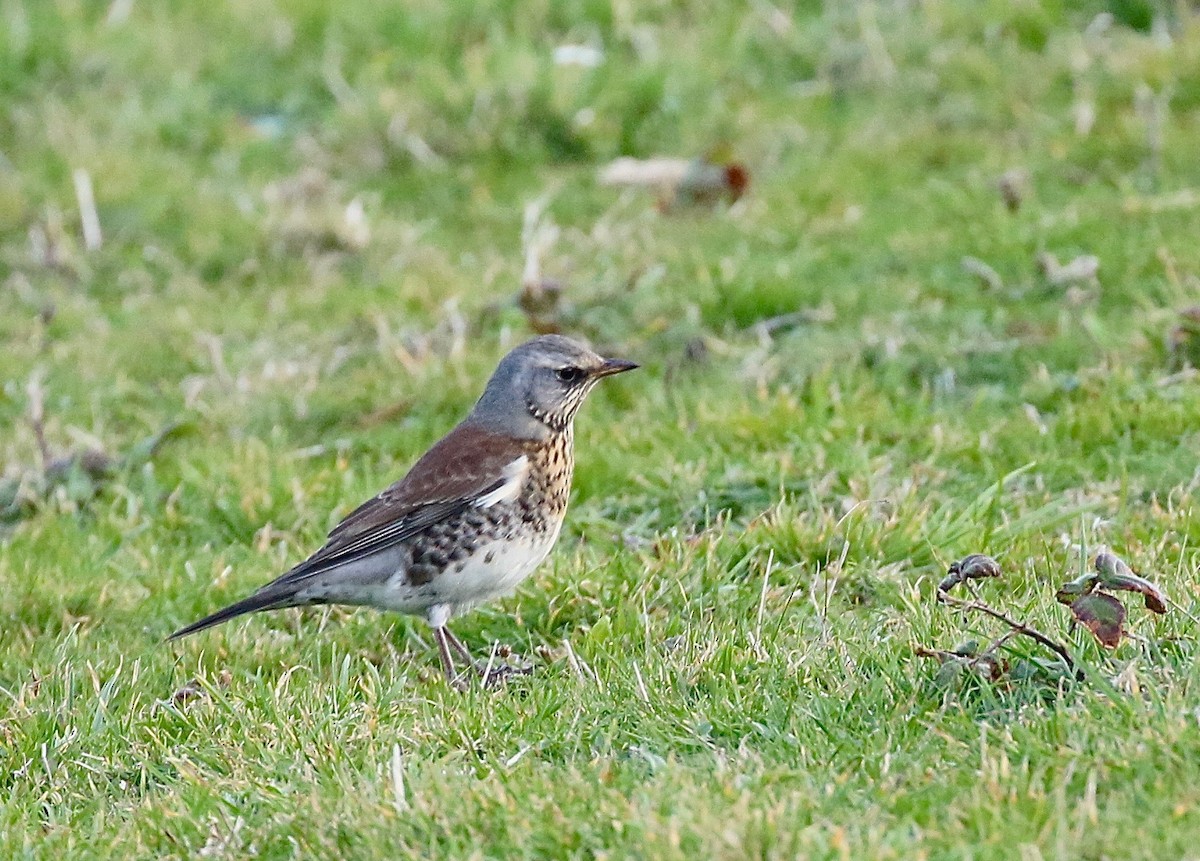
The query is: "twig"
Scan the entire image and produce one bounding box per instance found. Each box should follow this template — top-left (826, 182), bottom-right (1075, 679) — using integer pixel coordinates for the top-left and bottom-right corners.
top-left (978, 629), bottom-right (1019, 661)
top-left (915, 631), bottom-right (1014, 679)
top-left (914, 645), bottom-right (959, 662)
top-left (751, 549), bottom-right (773, 662)
top-left (937, 590), bottom-right (1081, 679)
top-left (961, 256), bottom-right (1003, 291)
top-left (72, 169), bottom-right (102, 251)
top-left (389, 744), bottom-right (407, 813)
top-left (750, 306), bottom-right (835, 339)
top-left (25, 376), bottom-right (52, 468)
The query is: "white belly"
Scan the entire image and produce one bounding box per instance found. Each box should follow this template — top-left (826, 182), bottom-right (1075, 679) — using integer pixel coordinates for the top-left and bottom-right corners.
top-left (294, 487), bottom-right (568, 619)
top-left (432, 529), bottom-right (559, 609)
top-left (337, 521), bottom-right (563, 617)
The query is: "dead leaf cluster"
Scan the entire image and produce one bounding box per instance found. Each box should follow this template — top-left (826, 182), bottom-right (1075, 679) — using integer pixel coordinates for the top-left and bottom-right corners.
top-left (921, 549), bottom-right (1172, 688)
top-left (170, 669), bottom-right (233, 708)
top-left (598, 154), bottom-right (749, 211)
top-left (1055, 551), bottom-right (1167, 648)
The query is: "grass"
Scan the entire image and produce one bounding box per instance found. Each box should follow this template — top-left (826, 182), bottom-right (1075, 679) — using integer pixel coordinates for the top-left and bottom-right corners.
top-left (4, 0), bottom-right (1200, 857)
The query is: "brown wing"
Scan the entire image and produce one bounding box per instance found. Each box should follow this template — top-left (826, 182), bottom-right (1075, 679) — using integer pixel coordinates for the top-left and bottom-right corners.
top-left (272, 423), bottom-right (527, 586)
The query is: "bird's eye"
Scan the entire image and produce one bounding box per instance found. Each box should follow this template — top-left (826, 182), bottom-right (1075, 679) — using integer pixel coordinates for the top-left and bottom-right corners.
top-left (555, 366), bottom-right (586, 384)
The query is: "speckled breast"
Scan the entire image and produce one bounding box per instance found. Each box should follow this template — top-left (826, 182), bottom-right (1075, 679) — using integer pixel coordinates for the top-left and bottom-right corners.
top-left (403, 430), bottom-right (574, 590)
top-left (517, 429), bottom-right (574, 538)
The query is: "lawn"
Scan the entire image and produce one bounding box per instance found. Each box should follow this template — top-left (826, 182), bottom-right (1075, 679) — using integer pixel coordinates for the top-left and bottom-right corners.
top-left (4, 0), bottom-right (1200, 857)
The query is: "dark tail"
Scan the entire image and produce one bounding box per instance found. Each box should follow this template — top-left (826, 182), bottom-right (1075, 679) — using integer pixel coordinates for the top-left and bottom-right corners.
top-left (167, 590), bottom-right (287, 641)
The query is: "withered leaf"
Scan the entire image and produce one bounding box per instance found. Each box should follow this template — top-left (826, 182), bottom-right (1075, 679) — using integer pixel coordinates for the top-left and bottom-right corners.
top-left (1070, 592), bottom-right (1126, 648)
top-left (938, 554), bottom-right (1002, 594)
top-left (1094, 551), bottom-right (1168, 614)
top-left (1055, 570), bottom-right (1098, 605)
top-left (598, 155), bottom-right (749, 209)
top-left (44, 448), bottom-right (115, 481)
top-left (914, 646), bottom-right (959, 665)
top-left (1037, 252), bottom-right (1100, 286)
top-left (172, 680), bottom-right (206, 706)
top-left (170, 669), bottom-right (232, 707)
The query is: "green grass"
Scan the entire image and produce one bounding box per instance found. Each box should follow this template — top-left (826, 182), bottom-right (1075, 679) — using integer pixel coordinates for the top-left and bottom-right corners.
top-left (4, 0), bottom-right (1200, 857)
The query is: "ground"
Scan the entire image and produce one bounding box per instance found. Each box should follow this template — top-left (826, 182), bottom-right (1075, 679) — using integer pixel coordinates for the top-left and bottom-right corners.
top-left (3, 1), bottom-right (1200, 858)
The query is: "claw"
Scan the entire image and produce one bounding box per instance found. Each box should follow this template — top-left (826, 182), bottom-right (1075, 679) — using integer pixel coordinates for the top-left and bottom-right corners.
top-left (436, 626), bottom-right (534, 689)
top-left (481, 663), bottom-right (534, 689)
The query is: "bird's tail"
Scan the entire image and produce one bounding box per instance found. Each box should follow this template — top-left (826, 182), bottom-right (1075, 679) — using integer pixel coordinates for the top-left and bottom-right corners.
top-left (167, 590), bottom-right (288, 641)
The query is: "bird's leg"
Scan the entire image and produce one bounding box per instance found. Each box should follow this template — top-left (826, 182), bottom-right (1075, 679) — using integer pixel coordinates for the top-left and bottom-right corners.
top-left (433, 626), bottom-right (468, 691)
top-left (442, 627), bottom-right (486, 673)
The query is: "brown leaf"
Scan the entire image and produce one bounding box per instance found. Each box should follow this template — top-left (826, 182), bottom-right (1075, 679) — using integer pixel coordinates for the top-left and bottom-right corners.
top-left (1070, 592), bottom-right (1126, 648)
top-left (171, 669), bottom-right (232, 707)
top-left (1094, 551), bottom-right (1168, 614)
top-left (44, 449), bottom-right (115, 481)
top-left (172, 680), bottom-right (206, 706)
top-left (938, 553), bottom-right (1002, 594)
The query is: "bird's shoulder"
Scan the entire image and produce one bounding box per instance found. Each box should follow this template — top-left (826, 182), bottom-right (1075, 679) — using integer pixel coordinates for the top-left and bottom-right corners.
top-left (271, 424), bottom-right (533, 585)
top-left (325, 423), bottom-right (530, 546)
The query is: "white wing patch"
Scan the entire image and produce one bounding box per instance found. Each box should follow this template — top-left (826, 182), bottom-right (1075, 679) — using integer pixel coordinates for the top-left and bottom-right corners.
top-left (473, 455), bottom-right (529, 508)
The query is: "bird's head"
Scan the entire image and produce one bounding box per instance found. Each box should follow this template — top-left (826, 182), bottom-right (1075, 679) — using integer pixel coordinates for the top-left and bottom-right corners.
top-left (469, 335), bottom-right (638, 438)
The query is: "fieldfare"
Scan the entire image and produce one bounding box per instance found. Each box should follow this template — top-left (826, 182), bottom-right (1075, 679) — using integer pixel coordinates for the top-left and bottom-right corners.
top-left (170, 335), bottom-right (637, 686)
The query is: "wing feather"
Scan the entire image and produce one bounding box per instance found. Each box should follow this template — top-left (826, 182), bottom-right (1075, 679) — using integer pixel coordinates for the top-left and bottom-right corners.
top-left (269, 424), bottom-right (528, 588)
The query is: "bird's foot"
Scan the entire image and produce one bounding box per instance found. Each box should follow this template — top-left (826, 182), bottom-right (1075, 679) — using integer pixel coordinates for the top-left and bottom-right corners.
top-left (479, 661), bottom-right (534, 689)
top-left (439, 629), bottom-right (534, 689)
top-left (476, 642), bottom-right (534, 687)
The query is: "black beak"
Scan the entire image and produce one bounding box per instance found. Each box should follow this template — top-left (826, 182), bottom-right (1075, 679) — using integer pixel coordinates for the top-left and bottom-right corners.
top-left (595, 357), bottom-right (639, 377)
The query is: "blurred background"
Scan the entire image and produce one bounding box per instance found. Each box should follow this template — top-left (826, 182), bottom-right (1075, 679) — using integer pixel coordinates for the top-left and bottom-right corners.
top-left (7, 0), bottom-right (1200, 649)
top-left (4, 1), bottom-right (1200, 500)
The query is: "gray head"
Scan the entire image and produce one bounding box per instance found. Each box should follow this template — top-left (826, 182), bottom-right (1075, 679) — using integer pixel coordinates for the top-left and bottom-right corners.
top-left (468, 335), bottom-right (638, 438)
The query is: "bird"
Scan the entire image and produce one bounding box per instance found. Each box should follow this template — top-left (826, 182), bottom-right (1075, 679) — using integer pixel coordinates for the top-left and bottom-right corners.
top-left (169, 335), bottom-right (638, 687)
